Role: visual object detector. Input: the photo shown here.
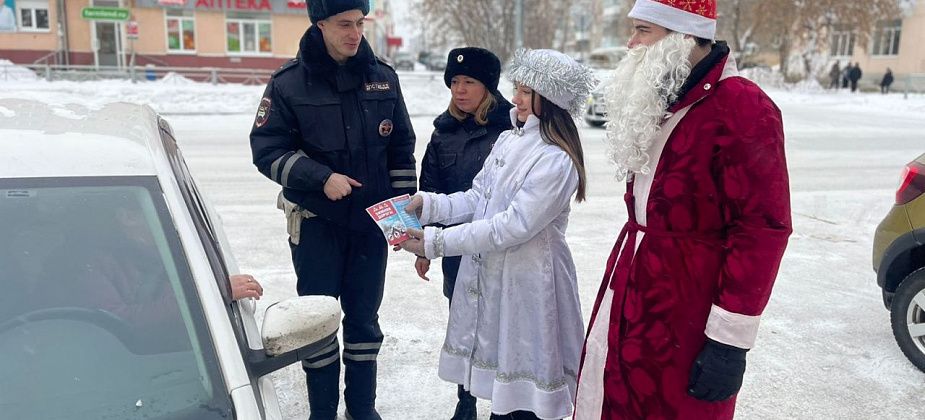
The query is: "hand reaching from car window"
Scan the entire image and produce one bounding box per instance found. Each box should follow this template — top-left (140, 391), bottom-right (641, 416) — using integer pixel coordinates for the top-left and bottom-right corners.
top-left (230, 274), bottom-right (264, 301)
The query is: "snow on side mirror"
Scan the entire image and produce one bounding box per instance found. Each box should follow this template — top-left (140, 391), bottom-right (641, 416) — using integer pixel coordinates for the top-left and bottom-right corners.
top-left (261, 296), bottom-right (340, 357)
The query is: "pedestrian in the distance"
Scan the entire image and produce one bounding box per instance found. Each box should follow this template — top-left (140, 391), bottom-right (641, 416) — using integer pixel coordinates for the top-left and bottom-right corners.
top-left (849, 62), bottom-right (863, 92)
top-left (829, 61), bottom-right (841, 90)
top-left (414, 46), bottom-right (513, 420)
top-left (881, 67), bottom-right (894, 94)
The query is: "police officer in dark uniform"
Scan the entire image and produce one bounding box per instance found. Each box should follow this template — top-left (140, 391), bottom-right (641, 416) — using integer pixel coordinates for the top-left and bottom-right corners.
top-left (249, 1), bottom-right (416, 419)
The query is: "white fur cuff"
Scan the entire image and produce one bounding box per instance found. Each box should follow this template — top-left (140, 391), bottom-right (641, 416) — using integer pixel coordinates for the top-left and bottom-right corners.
top-left (423, 226), bottom-right (444, 260)
top-left (704, 304), bottom-right (761, 349)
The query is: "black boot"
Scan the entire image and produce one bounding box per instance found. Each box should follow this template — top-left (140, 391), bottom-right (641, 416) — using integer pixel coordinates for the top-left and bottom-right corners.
top-left (343, 359), bottom-right (380, 420)
top-left (490, 411), bottom-right (552, 420)
top-left (451, 385), bottom-right (477, 420)
top-left (304, 360), bottom-right (340, 420)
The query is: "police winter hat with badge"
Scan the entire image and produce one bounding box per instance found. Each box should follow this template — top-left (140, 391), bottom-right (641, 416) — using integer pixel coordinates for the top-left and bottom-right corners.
top-left (308, 0), bottom-right (370, 22)
top-left (443, 47), bottom-right (502, 93)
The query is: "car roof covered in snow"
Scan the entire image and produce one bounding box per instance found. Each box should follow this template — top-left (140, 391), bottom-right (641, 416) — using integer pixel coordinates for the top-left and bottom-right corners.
top-left (0, 100), bottom-right (167, 179)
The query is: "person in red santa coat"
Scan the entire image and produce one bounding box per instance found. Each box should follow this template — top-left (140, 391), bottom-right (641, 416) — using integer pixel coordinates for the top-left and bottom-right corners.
top-left (573, 1), bottom-right (792, 419)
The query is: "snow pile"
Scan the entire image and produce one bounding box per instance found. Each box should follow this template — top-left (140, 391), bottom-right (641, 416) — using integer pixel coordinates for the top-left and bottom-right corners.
top-left (157, 72), bottom-right (197, 86)
top-left (0, 59), bottom-right (39, 82)
top-left (0, 78), bottom-right (263, 115)
top-left (0, 70), bottom-right (458, 116)
top-left (740, 67), bottom-right (827, 94)
top-left (740, 67), bottom-right (786, 89)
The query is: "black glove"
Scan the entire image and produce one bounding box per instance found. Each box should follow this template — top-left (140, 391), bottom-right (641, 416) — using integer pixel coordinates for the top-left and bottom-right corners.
top-left (687, 338), bottom-right (747, 402)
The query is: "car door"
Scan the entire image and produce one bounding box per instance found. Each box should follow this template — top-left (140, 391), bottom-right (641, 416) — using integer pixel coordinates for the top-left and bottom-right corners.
top-left (158, 121), bottom-right (282, 419)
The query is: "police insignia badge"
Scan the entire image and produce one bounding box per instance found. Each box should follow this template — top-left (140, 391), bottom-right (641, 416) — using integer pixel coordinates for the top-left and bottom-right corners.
top-left (254, 97), bottom-right (271, 128)
top-left (365, 82), bottom-right (391, 92)
top-left (378, 119), bottom-right (393, 137)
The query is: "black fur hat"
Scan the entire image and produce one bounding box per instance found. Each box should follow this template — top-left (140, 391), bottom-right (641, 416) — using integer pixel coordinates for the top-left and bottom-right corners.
top-left (308, 0), bottom-right (370, 22)
top-left (443, 47), bottom-right (502, 93)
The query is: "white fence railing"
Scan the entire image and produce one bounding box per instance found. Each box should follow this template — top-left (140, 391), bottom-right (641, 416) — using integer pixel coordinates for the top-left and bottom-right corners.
top-left (900, 74), bottom-right (925, 97)
top-left (0, 63), bottom-right (275, 85)
top-left (0, 63), bottom-right (452, 85)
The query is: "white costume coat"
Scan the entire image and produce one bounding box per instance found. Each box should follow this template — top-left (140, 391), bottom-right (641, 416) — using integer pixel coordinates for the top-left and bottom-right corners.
top-left (419, 110), bottom-right (584, 419)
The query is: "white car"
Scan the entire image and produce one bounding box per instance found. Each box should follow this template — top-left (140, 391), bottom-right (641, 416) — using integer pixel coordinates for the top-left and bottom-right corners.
top-left (0, 100), bottom-right (340, 419)
top-left (584, 88), bottom-right (608, 127)
top-left (583, 49), bottom-right (626, 128)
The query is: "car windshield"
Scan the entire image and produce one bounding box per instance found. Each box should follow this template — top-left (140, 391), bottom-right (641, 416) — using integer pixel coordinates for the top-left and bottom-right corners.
top-left (0, 177), bottom-right (232, 419)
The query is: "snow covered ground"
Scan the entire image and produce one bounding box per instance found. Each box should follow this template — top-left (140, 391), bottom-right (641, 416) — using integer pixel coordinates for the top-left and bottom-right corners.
top-left (2, 70), bottom-right (924, 418)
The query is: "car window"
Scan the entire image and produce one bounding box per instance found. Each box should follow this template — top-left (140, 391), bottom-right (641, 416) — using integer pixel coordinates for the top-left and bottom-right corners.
top-left (159, 126), bottom-right (234, 304)
top-left (0, 177), bottom-right (233, 419)
top-left (157, 123), bottom-right (268, 414)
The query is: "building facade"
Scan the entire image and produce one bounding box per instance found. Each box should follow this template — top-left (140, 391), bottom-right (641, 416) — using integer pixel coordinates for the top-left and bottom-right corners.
top-left (0, 0), bottom-right (395, 70)
top-left (562, 0), bottom-right (627, 64)
top-left (829, 0), bottom-right (925, 88)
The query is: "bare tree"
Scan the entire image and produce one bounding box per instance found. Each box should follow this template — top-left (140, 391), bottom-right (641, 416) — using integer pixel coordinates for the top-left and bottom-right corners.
top-left (716, 0), bottom-right (761, 63)
top-left (751, 0), bottom-right (901, 78)
top-left (415, 0), bottom-right (572, 62)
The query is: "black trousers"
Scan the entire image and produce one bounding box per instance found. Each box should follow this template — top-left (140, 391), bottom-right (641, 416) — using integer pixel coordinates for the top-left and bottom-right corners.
top-left (442, 255), bottom-right (462, 299)
top-left (490, 411), bottom-right (557, 420)
top-left (291, 216), bottom-right (387, 418)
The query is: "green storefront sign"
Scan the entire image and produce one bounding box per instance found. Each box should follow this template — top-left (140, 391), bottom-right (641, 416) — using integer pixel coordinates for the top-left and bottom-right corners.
top-left (81, 7), bottom-right (130, 22)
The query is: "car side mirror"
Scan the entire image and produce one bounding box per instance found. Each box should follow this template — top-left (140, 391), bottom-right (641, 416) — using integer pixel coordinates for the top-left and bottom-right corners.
top-left (262, 296), bottom-right (340, 356)
top-left (247, 296), bottom-right (340, 377)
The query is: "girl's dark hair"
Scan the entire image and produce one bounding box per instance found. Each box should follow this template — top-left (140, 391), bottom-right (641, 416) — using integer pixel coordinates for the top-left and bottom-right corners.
top-left (533, 93), bottom-right (587, 202)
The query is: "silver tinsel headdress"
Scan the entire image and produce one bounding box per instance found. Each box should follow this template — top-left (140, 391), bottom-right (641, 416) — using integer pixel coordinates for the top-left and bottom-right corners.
top-left (506, 48), bottom-right (598, 116)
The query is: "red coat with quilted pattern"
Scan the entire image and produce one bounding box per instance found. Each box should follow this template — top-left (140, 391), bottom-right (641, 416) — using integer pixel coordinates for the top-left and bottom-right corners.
top-left (581, 53), bottom-right (792, 419)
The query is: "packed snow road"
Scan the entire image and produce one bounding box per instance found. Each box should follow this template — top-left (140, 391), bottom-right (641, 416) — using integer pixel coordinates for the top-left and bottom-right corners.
top-left (4, 68), bottom-right (920, 418)
top-left (162, 87), bottom-right (924, 419)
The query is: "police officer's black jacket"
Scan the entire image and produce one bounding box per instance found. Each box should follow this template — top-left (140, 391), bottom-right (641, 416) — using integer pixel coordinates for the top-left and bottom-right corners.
top-left (419, 92), bottom-right (513, 196)
top-left (250, 25), bottom-right (416, 232)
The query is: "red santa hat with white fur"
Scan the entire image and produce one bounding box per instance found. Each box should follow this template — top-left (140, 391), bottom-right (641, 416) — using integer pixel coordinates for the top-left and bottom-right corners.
top-left (627, 0), bottom-right (717, 40)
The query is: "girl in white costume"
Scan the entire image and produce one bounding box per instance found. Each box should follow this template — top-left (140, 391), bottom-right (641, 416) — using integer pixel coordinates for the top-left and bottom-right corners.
top-left (399, 49), bottom-right (596, 420)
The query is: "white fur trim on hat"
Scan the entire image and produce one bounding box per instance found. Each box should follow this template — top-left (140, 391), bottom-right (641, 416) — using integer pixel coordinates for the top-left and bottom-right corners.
top-left (628, 0), bottom-right (716, 40)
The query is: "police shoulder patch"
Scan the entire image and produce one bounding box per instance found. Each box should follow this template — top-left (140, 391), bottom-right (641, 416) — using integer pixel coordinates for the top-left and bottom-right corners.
top-left (254, 97), bottom-right (271, 128)
top-left (272, 58), bottom-right (299, 77)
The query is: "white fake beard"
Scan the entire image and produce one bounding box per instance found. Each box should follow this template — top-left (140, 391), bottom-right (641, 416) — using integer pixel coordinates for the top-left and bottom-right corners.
top-left (604, 33), bottom-right (696, 181)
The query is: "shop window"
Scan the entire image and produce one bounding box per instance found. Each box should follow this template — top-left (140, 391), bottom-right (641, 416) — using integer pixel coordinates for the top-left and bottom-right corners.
top-left (871, 19), bottom-right (901, 56)
top-left (226, 12), bottom-right (271, 55)
top-left (166, 10), bottom-right (196, 53)
top-left (18, 1), bottom-right (50, 31)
